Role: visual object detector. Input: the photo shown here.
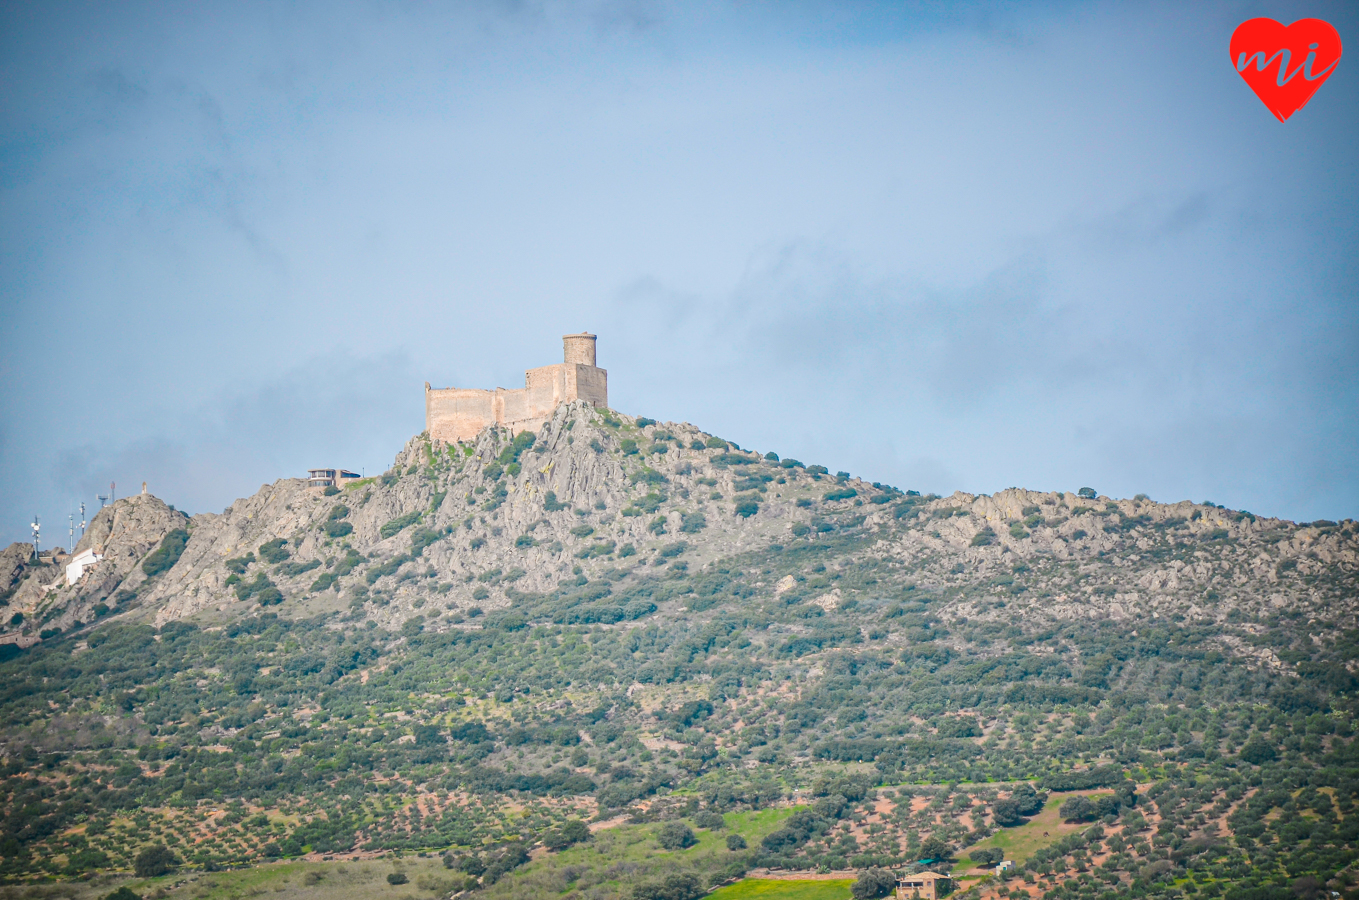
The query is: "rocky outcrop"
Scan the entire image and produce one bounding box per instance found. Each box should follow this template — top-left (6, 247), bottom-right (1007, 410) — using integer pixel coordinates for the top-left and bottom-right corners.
top-left (0, 495), bottom-right (188, 645)
top-left (0, 543), bottom-right (32, 598)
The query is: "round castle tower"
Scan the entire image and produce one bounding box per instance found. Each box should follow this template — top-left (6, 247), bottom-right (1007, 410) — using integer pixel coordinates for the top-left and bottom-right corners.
top-left (563, 332), bottom-right (597, 366)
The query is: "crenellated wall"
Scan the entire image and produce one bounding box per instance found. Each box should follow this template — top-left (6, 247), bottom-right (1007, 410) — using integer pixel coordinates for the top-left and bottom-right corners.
top-left (425, 334), bottom-right (608, 443)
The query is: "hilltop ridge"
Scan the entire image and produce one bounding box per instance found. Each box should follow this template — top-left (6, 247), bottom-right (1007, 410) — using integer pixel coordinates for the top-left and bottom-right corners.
top-left (3, 400), bottom-right (1353, 653)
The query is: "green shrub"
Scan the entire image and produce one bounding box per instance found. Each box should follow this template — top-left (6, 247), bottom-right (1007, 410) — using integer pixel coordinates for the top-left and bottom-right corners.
top-left (542, 818), bottom-right (591, 851)
top-left (380, 511), bottom-right (422, 539)
top-left (322, 485), bottom-right (339, 496)
top-left (693, 810), bottom-right (725, 829)
top-left (1238, 738), bottom-right (1277, 764)
top-left (631, 467), bottom-right (668, 485)
top-left (544, 491), bottom-right (568, 512)
top-left (225, 553), bottom-right (255, 574)
top-left (619, 544), bottom-right (637, 557)
top-left (636, 417), bottom-right (657, 427)
top-left (690, 440), bottom-right (705, 450)
top-left (807, 465), bottom-right (828, 475)
top-left (656, 821), bottom-right (696, 850)
top-left (633, 873), bottom-right (701, 900)
top-left (620, 439), bottom-right (639, 455)
top-left (133, 844), bottom-right (177, 877)
top-left (970, 527), bottom-right (996, 547)
top-left (852, 868), bottom-right (897, 899)
top-left (725, 833), bottom-right (747, 850)
top-left (764, 451), bottom-right (779, 461)
top-left (310, 573), bottom-right (337, 592)
top-left (141, 529), bottom-right (189, 577)
top-left (679, 512), bottom-right (707, 533)
top-left (705, 437), bottom-right (729, 449)
top-left (734, 499), bottom-right (759, 518)
top-left (257, 538), bottom-right (290, 564)
top-left (234, 572), bottom-right (274, 601)
top-left (795, 498), bottom-right (812, 508)
top-left (386, 873), bottom-right (408, 885)
top-left (570, 524), bottom-right (595, 538)
top-left (324, 520), bottom-right (353, 538)
top-left (971, 847), bottom-right (1003, 867)
top-left (277, 559), bottom-right (320, 577)
top-left (823, 488), bottom-right (857, 502)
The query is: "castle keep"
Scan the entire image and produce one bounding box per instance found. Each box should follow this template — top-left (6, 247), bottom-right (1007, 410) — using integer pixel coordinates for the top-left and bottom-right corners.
top-left (425, 333), bottom-right (608, 443)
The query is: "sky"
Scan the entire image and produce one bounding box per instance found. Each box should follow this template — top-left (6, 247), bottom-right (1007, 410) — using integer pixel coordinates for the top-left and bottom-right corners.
top-left (1, 0), bottom-right (1356, 548)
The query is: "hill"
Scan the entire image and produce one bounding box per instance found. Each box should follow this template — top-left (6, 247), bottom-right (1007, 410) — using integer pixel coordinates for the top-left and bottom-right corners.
top-left (0, 401), bottom-right (1356, 900)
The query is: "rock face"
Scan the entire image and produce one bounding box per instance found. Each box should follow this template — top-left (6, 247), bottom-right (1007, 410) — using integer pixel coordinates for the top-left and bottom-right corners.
top-left (3, 399), bottom-right (1356, 649)
top-left (0, 543), bottom-right (33, 604)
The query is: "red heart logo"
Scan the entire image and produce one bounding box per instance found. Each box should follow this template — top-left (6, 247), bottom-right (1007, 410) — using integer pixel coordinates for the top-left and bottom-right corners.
top-left (1231, 18), bottom-right (1342, 121)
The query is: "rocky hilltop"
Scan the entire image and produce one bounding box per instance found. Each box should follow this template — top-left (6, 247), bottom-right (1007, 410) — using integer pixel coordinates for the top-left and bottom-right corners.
top-left (4, 400), bottom-right (1354, 656)
top-left (0, 402), bottom-right (1356, 899)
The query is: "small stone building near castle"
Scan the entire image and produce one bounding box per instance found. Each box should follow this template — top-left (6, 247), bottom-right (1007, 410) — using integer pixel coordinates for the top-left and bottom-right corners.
top-left (425, 333), bottom-right (608, 443)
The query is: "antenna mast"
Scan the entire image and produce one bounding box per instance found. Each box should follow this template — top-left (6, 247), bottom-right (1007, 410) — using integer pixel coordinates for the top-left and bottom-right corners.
top-left (30, 515), bottom-right (39, 560)
top-left (80, 502), bottom-right (87, 536)
top-left (69, 513), bottom-right (74, 551)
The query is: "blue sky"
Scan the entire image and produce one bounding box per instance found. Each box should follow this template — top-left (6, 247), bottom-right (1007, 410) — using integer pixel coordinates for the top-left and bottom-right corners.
top-left (2, 1), bottom-right (1356, 547)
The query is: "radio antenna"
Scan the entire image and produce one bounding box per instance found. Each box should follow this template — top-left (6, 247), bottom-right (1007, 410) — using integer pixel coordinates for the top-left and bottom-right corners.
top-left (30, 515), bottom-right (39, 560)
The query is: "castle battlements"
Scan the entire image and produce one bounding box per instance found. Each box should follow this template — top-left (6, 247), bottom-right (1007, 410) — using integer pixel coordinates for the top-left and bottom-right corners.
top-left (424, 333), bottom-right (608, 443)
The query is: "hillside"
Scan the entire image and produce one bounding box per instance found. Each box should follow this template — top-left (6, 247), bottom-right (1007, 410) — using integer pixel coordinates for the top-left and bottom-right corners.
top-left (0, 400), bottom-right (1356, 900)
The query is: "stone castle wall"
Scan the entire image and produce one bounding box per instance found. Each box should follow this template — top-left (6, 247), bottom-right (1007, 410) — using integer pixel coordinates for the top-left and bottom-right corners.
top-left (425, 334), bottom-right (608, 443)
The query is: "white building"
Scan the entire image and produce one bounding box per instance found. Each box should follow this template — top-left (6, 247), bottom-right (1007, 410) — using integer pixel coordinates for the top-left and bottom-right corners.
top-left (65, 548), bottom-right (102, 586)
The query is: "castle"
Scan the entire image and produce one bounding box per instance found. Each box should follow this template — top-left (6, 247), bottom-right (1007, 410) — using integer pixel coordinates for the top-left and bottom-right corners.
top-left (424, 333), bottom-right (608, 443)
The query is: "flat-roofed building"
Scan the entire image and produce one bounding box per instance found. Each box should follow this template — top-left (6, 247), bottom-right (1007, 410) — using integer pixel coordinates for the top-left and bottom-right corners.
top-left (65, 548), bottom-right (103, 586)
top-left (307, 468), bottom-right (362, 488)
top-left (895, 871), bottom-right (950, 900)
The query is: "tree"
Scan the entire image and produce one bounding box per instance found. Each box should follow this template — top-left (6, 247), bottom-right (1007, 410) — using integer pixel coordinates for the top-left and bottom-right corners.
top-left (1239, 738), bottom-right (1277, 765)
top-left (133, 844), bottom-right (177, 878)
top-left (725, 833), bottom-right (747, 851)
top-left (656, 821), bottom-right (696, 850)
top-left (852, 868), bottom-right (897, 899)
top-left (386, 873), bottom-right (408, 885)
top-left (919, 835), bottom-right (950, 862)
top-left (632, 873), bottom-right (702, 900)
top-left (1059, 796), bottom-right (1097, 822)
top-left (971, 847), bottom-right (1004, 867)
top-left (1078, 487), bottom-right (1097, 499)
top-left (543, 819), bottom-right (590, 851)
top-left (103, 889), bottom-right (141, 900)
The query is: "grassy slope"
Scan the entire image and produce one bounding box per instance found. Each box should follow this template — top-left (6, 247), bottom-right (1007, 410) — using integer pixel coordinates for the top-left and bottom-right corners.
top-left (707, 879), bottom-right (854, 900)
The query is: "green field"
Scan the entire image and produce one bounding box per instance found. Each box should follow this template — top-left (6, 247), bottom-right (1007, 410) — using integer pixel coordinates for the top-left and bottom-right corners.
top-left (706, 878), bottom-right (855, 900)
